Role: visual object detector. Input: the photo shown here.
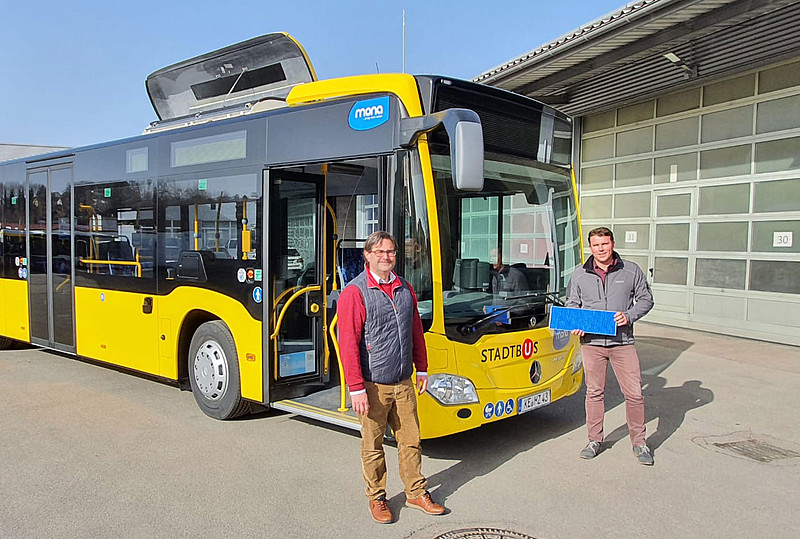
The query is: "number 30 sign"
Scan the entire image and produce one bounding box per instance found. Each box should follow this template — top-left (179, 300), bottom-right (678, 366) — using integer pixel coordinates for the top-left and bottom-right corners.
top-left (773, 232), bottom-right (793, 247)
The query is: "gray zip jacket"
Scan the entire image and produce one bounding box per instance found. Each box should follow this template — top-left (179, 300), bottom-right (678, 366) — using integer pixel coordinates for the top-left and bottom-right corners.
top-left (565, 253), bottom-right (654, 346)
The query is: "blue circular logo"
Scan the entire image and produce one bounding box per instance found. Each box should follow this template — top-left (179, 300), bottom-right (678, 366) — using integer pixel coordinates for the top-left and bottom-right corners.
top-left (505, 398), bottom-right (515, 415)
top-left (553, 330), bottom-right (571, 350)
top-left (495, 400), bottom-right (505, 417)
top-left (253, 286), bottom-right (263, 304)
top-left (100, 293), bottom-right (105, 302)
top-left (483, 402), bottom-right (494, 419)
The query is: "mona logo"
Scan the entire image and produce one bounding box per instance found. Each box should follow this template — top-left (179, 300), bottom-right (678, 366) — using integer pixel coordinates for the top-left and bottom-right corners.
top-left (348, 96), bottom-right (390, 131)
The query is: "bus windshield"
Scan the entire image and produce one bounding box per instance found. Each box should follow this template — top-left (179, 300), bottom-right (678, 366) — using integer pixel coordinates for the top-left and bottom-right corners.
top-left (430, 149), bottom-right (581, 340)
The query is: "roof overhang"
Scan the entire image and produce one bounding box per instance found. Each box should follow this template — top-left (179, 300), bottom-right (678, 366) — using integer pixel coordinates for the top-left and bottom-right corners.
top-left (474, 0), bottom-right (800, 116)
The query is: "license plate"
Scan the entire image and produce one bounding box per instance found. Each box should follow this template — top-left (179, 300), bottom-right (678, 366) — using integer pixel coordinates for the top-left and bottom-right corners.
top-left (518, 389), bottom-right (551, 414)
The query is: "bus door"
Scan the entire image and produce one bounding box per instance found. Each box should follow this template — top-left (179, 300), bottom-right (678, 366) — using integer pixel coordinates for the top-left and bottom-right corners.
top-left (27, 165), bottom-right (75, 352)
top-left (267, 168), bottom-right (327, 399)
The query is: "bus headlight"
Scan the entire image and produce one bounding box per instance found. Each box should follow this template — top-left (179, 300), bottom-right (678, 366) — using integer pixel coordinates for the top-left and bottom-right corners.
top-left (426, 374), bottom-right (479, 405)
top-left (571, 348), bottom-right (583, 374)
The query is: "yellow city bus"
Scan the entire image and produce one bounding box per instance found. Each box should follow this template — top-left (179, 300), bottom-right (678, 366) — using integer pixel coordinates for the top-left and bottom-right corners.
top-left (0, 33), bottom-right (583, 438)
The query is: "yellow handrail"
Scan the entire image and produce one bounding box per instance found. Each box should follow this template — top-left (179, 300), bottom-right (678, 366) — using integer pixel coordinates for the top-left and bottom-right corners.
top-left (80, 258), bottom-right (142, 277)
top-left (324, 199), bottom-right (349, 410)
top-left (328, 313), bottom-right (349, 412)
top-left (193, 202), bottom-right (199, 251)
top-left (270, 284), bottom-right (321, 380)
top-left (55, 275), bottom-right (71, 293)
top-left (273, 285), bottom-right (301, 312)
top-left (272, 285), bottom-right (301, 332)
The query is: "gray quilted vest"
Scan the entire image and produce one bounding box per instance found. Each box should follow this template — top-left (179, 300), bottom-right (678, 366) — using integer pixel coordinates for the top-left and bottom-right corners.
top-left (348, 270), bottom-right (415, 384)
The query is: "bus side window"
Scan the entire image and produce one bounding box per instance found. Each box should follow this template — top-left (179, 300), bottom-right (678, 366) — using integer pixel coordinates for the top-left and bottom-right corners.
top-left (73, 180), bottom-right (156, 290)
top-left (158, 172), bottom-right (261, 283)
top-left (325, 158), bottom-right (380, 287)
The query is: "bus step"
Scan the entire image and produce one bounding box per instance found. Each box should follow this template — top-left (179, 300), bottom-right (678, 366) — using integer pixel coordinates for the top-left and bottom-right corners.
top-left (272, 399), bottom-right (361, 433)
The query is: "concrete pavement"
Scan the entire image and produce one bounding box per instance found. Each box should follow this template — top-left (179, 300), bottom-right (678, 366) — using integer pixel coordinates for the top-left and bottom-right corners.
top-left (1, 322), bottom-right (798, 538)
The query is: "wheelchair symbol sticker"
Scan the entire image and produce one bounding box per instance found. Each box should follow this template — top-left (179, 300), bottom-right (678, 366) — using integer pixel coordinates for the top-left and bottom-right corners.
top-left (505, 398), bottom-right (514, 415)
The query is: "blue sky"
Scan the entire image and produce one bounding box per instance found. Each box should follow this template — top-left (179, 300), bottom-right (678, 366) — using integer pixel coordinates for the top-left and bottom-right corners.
top-left (1, 0), bottom-right (625, 147)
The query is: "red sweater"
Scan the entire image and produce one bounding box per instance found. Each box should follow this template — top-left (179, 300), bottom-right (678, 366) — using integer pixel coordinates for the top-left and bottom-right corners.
top-left (337, 268), bottom-right (428, 392)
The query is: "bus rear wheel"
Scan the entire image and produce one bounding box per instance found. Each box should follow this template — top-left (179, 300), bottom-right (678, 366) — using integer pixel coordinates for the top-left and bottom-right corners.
top-left (188, 321), bottom-right (250, 419)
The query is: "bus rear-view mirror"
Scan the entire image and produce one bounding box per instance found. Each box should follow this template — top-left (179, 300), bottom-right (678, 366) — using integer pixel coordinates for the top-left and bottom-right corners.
top-left (400, 108), bottom-right (484, 192)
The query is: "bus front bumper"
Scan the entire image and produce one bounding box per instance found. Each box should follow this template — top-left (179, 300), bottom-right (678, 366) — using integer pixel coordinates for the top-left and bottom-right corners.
top-left (418, 367), bottom-right (583, 439)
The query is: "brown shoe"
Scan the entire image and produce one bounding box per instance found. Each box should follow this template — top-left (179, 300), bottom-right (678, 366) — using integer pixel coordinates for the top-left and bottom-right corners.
top-left (369, 497), bottom-right (393, 524)
top-left (405, 492), bottom-right (445, 515)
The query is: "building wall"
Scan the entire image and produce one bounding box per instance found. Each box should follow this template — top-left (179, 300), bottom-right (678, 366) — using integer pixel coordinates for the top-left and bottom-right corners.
top-left (578, 58), bottom-right (800, 346)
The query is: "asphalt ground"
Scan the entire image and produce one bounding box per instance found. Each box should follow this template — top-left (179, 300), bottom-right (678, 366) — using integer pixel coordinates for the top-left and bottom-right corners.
top-left (1, 322), bottom-right (799, 539)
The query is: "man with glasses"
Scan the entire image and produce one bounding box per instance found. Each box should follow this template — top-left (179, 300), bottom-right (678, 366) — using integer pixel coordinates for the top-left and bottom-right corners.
top-left (337, 230), bottom-right (446, 524)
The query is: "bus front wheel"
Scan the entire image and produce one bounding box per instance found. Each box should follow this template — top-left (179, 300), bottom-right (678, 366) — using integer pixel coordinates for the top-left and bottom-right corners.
top-left (188, 321), bottom-right (250, 419)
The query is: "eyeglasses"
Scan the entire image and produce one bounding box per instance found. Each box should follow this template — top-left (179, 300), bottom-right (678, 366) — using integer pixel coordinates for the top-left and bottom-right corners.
top-left (370, 249), bottom-right (397, 257)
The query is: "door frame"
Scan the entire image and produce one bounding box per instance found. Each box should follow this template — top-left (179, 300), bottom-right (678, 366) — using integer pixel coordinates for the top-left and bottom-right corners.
top-left (26, 162), bottom-right (76, 353)
top-left (263, 167), bottom-right (327, 403)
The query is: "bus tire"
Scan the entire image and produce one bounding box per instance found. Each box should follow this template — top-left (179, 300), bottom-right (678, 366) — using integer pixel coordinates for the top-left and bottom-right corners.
top-left (188, 321), bottom-right (250, 419)
top-left (0, 336), bottom-right (14, 350)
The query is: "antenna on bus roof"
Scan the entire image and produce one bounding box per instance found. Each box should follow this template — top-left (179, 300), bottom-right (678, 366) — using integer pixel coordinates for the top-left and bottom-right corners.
top-left (375, 62), bottom-right (380, 74)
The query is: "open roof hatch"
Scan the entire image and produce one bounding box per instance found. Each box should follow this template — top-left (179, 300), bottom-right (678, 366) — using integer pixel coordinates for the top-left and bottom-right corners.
top-left (145, 33), bottom-right (316, 125)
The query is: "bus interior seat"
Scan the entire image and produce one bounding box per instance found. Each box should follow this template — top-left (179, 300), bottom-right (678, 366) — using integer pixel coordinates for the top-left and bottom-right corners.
top-left (454, 258), bottom-right (490, 291)
top-left (510, 263), bottom-right (549, 292)
top-left (97, 239), bottom-right (134, 275)
top-left (99, 240), bottom-right (134, 261)
top-left (176, 251), bottom-right (209, 281)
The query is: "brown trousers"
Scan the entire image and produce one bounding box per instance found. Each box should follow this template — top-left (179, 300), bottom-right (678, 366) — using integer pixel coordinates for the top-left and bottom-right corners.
top-left (357, 378), bottom-right (427, 500)
top-left (582, 344), bottom-right (647, 447)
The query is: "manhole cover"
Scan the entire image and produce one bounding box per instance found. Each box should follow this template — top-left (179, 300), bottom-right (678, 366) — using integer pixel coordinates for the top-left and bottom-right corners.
top-left (713, 439), bottom-right (800, 463)
top-left (433, 529), bottom-right (536, 539)
top-left (693, 431), bottom-right (800, 465)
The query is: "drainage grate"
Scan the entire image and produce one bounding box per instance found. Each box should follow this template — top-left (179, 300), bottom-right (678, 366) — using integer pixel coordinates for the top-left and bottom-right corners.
top-left (433, 529), bottom-right (536, 539)
top-left (712, 438), bottom-right (800, 463)
top-left (694, 431), bottom-right (800, 465)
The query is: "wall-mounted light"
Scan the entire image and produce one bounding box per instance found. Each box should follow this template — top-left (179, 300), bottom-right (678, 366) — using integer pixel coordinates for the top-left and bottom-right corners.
top-left (663, 51), bottom-right (697, 79)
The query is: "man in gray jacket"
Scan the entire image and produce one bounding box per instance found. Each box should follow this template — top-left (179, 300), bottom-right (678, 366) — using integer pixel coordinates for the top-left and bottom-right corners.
top-left (566, 227), bottom-right (655, 465)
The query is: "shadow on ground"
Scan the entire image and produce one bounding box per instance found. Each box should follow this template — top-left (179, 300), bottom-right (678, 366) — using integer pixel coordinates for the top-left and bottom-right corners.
top-left (414, 335), bottom-right (713, 508)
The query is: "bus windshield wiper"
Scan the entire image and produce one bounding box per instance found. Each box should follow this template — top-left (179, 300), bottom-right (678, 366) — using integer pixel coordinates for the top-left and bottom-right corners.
top-left (458, 293), bottom-right (563, 335)
top-left (459, 292), bottom-right (564, 335)
top-left (459, 306), bottom-right (515, 335)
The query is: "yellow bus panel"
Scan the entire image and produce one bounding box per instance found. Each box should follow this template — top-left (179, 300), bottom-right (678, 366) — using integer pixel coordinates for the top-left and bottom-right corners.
top-left (0, 278), bottom-right (30, 341)
top-left (74, 286), bottom-right (263, 402)
top-left (157, 286), bottom-right (263, 402)
top-left (75, 287), bottom-right (160, 374)
top-left (287, 73), bottom-right (424, 116)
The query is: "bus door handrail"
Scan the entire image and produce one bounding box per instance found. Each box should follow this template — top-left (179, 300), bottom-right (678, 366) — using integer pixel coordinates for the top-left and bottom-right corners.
top-left (328, 312), bottom-right (349, 412)
top-left (272, 285), bottom-right (301, 325)
top-left (324, 199), bottom-right (349, 411)
top-left (270, 284), bottom-right (321, 380)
